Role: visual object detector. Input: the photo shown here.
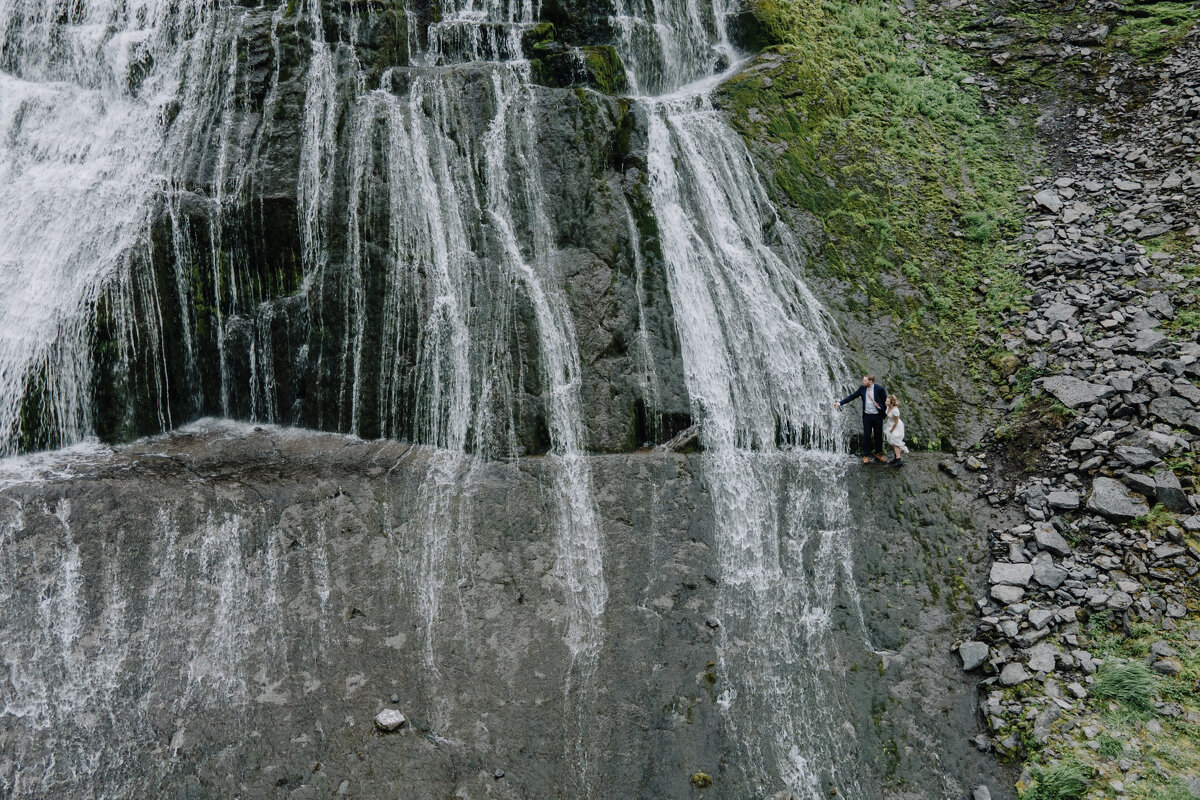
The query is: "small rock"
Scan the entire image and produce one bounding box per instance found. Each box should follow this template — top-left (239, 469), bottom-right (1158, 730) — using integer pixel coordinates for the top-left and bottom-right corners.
top-left (1033, 522), bottom-right (1072, 556)
top-left (1034, 705), bottom-right (1061, 743)
top-left (999, 662), bottom-right (1029, 686)
top-left (1151, 640), bottom-right (1178, 658)
top-left (1039, 375), bottom-right (1115, 408)
top-left (1150, 396), bottom-right (1200, 433)
top-left (1154, 471), bottom-right (1190, 513)
top-left (1046, 491), bottom-right (1080, 510)
top-left (1027, 645), bottom-right (1058, 673)
top-left (1124, 472), bottom-right (1158, 498)
top-left (374, 709), bottom-right (406, 732)
top-left (1153, 543), bottom-right (1186, 560)
top-left (1033, 563), bottom-right (1067, 588)
top-left (1114, 445), bottom-right (1159, 469)
top-left (1107, 591), bottom-right (1133, 610)
top-left (1028, 609), bottom-right (1055, 629)
top-left (1152, 658), bottom-right (1182, 676)
top-left (972, 786), bottom-right (992, 800)
top-left (960, 641), bottom-right (990, 671)
top-left (992, 584), bottom-right (1025, 604)
top-left (1034, 189), bottom-right (1063, 213)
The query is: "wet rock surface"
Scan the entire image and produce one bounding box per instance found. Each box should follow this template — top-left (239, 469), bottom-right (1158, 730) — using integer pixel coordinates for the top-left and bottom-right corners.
top-left (0, 426), bottom-right (1010, 799)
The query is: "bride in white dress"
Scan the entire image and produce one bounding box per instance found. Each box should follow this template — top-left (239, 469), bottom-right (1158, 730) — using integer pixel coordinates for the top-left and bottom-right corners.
top-left (885, 395), bottom-right (909, 466)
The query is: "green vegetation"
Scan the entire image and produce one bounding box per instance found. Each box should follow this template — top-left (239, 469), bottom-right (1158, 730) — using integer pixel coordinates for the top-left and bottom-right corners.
top-left (723, 0), bottom-right (1032, 343)
top-left (1133, 503), bottom-right (1178, 536)
top-left (690, 772), bottom-right (713, 789)
top-left (1093, 659), bottom-right (1156, 712)
top-left (1111, 1), bottom-right (1200, 62)
top-left (1096, 733), bottom-right (1125, 759)
top-left (1022, 760), bottom-right (1091, 800)
top-left (1018, 611), bottom-right (1200, 800)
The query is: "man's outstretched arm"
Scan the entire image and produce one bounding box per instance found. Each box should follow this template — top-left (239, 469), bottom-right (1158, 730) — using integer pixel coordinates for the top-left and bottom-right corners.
top-left (835, 388), bottom-right (862, 407)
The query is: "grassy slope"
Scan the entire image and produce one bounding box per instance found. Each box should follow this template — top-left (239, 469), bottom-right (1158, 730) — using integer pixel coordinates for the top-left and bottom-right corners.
top-left (720, 0), bottom-right (1034, 442)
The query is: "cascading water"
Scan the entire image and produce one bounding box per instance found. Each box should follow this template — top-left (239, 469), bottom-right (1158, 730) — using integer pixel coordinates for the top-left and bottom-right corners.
top-left (291, 2), bottom-right (612, 788)
top-left (0, 0), bottom-right (195, 455)
top-left (644, 102), bottom-right (865, 795)
top-left (0, 0), bottom-right (879, 796)
top-left (620, 7), bottom-right (869, 797)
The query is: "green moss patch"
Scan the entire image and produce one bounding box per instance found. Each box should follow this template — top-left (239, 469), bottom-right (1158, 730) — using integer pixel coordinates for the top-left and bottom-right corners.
top-left (1111, 1), bottom-right (1200, 62)
top-left (723, 0), bottom-right (1032, 341)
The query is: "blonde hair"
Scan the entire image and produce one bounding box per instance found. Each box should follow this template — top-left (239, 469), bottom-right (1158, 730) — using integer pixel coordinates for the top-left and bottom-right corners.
top-left (886, 395), bottom-right (899, 408)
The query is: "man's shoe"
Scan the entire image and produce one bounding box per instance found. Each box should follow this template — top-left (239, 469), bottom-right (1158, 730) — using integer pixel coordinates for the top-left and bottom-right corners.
top-left (862, 456), bottom-right (871, 464)
top-left (875, 453), bottom-right (888, 463)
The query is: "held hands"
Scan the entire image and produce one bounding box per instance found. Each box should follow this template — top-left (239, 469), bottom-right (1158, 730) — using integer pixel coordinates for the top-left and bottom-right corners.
top-left (832, 402), bottom-right (840, 408)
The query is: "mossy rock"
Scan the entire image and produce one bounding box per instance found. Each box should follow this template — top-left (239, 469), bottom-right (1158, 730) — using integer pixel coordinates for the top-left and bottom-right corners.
top-left (532, 46), bottom-right (628, 94)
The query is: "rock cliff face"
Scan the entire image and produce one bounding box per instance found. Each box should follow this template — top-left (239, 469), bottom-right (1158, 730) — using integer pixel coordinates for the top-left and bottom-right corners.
top-left (7, 0), bottom-right (782, 457)
top-left (0, 424), bottom-right (1011, 799)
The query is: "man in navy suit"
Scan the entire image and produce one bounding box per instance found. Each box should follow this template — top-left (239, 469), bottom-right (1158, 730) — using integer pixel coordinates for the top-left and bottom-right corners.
top-left (833, 374), bottom-right (888, 464)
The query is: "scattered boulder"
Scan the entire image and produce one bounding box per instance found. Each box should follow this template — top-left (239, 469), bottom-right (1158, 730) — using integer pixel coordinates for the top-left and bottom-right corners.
top-left (1039, 375), bottom-right (1114, 408)
top-left (959, 641), bottom-right (989, 671)
top-left (1087, 477), bottom-right (1150, 522)
top-left (1033, 522), bottom-right (1071, 556)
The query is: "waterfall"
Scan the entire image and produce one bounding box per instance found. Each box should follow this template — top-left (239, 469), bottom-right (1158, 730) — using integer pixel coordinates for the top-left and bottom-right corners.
top-left (288, 7), bottom-right (611, 786)
top-left (625, 8), bottom-right (868, 797)
top-left (610, 0), bottom-right (737, 95)
top-left (0, 0), bottom-right (873, 795)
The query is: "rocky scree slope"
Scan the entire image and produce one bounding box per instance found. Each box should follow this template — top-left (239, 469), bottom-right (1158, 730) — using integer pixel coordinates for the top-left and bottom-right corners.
top-left (931, 3), bottom-right (1200, 798)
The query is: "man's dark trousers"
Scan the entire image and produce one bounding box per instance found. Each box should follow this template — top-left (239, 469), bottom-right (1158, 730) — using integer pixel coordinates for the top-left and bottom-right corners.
top-left (862, 414), bottom-right (884, 458)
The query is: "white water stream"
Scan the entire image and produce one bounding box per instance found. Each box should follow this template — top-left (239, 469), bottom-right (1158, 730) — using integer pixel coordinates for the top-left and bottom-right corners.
top-left (0, 0), bottom-right (869, 795)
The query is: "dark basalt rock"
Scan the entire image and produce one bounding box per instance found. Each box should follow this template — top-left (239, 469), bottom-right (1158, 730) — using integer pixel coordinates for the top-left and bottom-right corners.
top-left (0, 427), bottom-right (1014, 799)
top-left (533, 45), bottom-right (629, 94)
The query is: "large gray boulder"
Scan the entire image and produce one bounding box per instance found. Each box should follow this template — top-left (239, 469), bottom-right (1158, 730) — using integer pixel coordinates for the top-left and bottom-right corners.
top-left (990, 562), bottom-right (1034, 587)
top-left (1087, 477), bottom-right (1151, 521)
top-left (1039, 375), bottom-right (1115, 408)
top-left (1154, 470), bottom-right (1191, 513)
top-left (1033, 522), bottom-right (1071, 556)
top-left (1149, 396), bottom-right (1200, 434)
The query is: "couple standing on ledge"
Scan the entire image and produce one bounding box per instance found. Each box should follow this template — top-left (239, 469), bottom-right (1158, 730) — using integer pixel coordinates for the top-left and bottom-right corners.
top-left (833, 375), bottom-right (909, 466)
